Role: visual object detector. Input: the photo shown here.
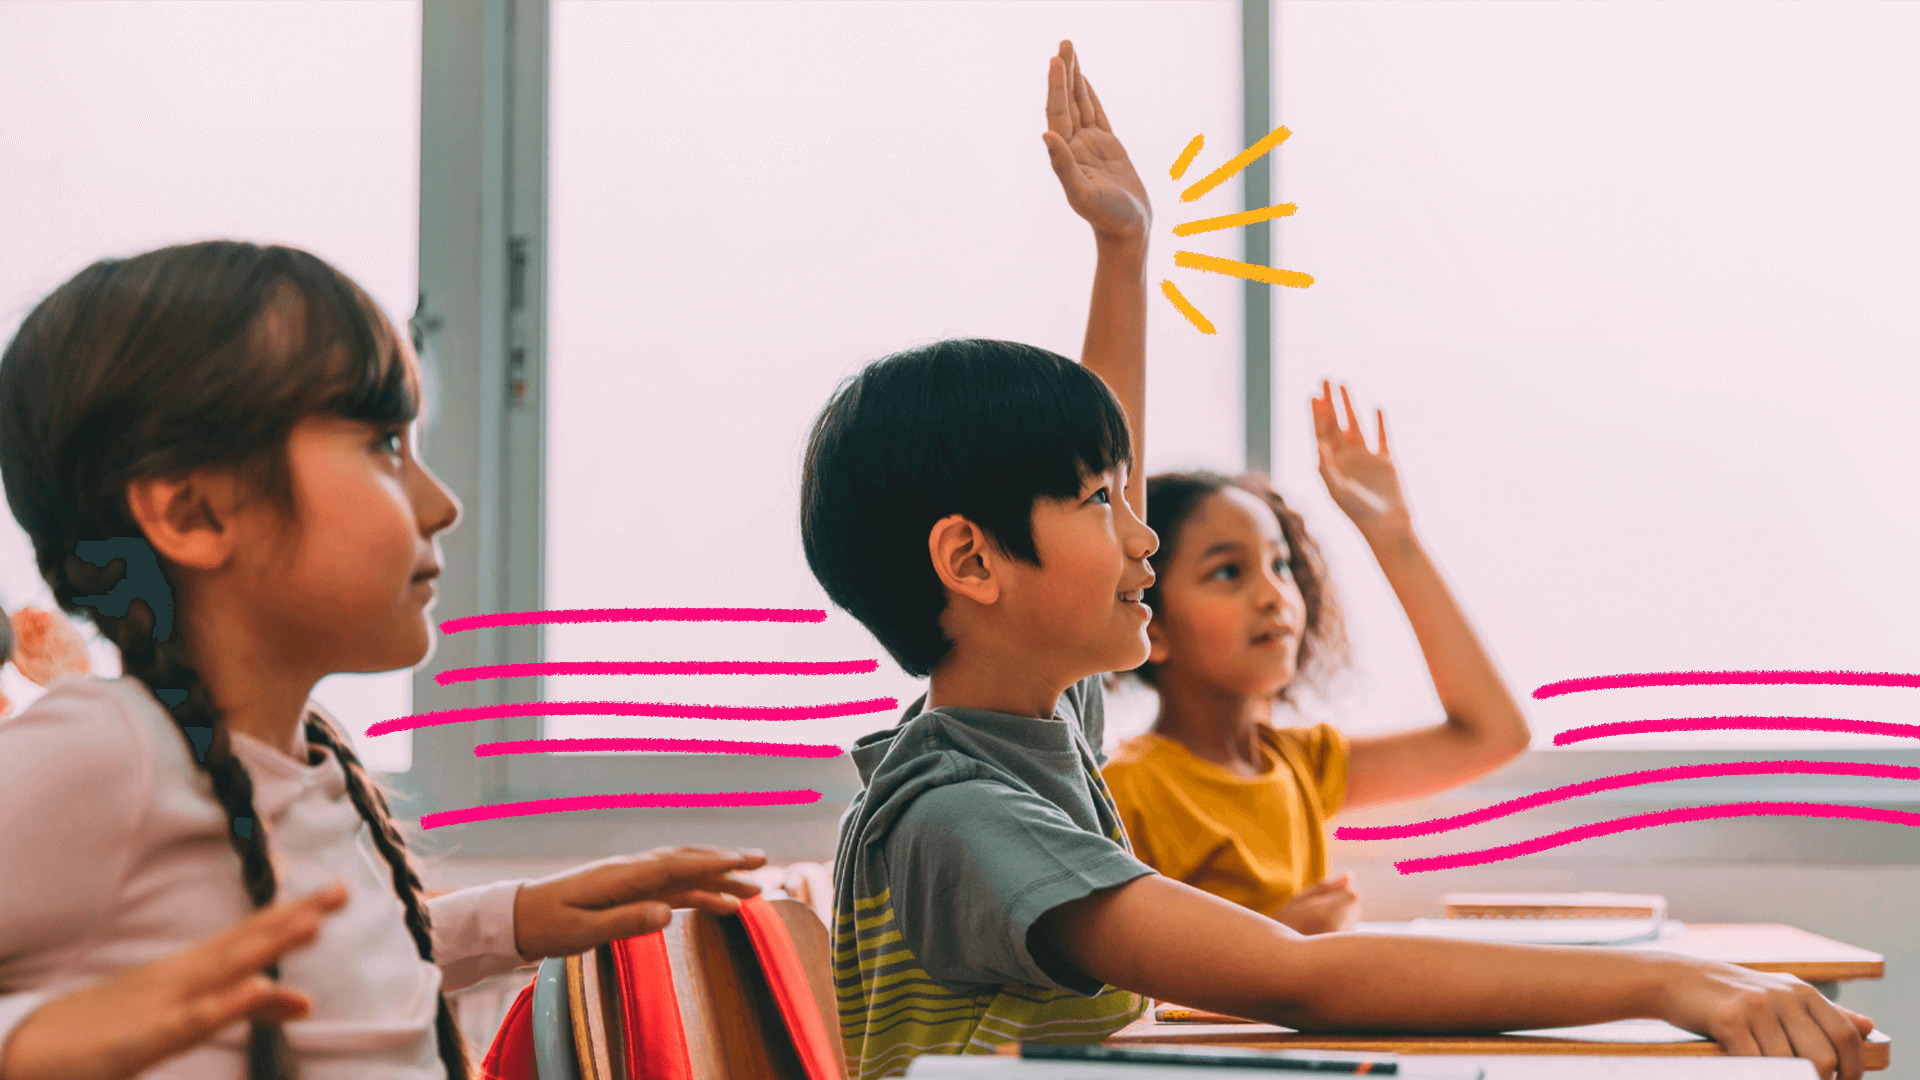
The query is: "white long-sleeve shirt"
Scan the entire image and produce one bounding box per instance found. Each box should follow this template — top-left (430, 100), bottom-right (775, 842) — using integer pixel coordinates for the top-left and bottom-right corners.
top-left (0, 676), bottom-right (529, 1079)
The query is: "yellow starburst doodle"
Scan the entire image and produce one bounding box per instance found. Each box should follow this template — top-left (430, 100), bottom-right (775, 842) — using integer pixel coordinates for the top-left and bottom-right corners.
top-left (1163, 125), bottom-right (1313, 335)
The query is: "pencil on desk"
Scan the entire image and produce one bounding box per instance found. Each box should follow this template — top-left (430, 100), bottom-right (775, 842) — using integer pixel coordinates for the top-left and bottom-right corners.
top-left (1157, 1004), bottom-right (1257, 1023)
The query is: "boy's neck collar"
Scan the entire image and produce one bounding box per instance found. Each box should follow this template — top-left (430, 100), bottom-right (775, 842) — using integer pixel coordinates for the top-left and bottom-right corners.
top-left (924, 663), bottom-right (1081, 722)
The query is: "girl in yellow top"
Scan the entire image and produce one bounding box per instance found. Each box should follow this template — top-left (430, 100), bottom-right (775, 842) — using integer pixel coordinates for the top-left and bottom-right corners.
top-left (1103, 381), bottom-right (1532, 933)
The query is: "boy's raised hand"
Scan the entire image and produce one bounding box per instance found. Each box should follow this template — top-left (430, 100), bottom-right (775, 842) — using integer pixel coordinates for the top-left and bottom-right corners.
top-left (512, 846), bottom-right (767, 958)
top-left (1043, 40), bottom-right (1150, 245)
top-left (2, 882), bottom-right (347, 1080)
top-left (1313, 380), bottom-right (1412, 540)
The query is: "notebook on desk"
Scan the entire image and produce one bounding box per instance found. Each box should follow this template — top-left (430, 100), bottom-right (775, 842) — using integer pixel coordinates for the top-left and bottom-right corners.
top-left (905, 1053), bottom-right (1483, 1079)
top-left (1443, 893), bottom-right (1667, 921)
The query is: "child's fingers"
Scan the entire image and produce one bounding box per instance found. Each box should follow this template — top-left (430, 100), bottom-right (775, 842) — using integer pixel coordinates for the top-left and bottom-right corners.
top-left (1069, 50), bottom-right (1098, 134)
top-left (1060, 41), bottom-right (1083, 130)
top-left (1043, 131), bottom-right (1087, 198)
top-left (1085, 77), bottom-right (1113, 134)
top-left (1338, 385), bottom-right (1366, 447)
top-left (1375, 409), bottom-right (1389, 457)
top-left (591, 900), bottom-right (675, 942)
top-left (1045, 56), bottom-right (1074, 142)
top-left (178, 883), bottom-right (346, 994)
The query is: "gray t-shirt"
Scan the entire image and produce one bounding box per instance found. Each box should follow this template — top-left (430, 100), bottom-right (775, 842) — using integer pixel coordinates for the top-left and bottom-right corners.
top-left (831, 676), bottom-right (1153, 1076)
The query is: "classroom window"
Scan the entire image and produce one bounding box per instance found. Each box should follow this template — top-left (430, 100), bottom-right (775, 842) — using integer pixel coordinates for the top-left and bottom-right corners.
top-left (1271, 1), bottom-right (1919, 750)
top-left (0, 0), bottom-right (422, 772)
top-left (542, 1), bottom-right (1244, 752)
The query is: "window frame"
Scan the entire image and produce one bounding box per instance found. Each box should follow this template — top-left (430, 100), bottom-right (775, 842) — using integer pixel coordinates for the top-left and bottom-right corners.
top-left (396, 0), bottom-right (1920, 869)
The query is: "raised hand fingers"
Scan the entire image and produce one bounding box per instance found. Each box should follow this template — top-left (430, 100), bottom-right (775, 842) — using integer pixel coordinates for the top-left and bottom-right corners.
top-left (1375, 409), bottom-right (1389, 457)
top-left (1065, 42), bottom-right (1097, 134)
top-left (1338, 385), bottom-right (1366, 448)
top-left (1311, 380), bottom-right (1339, 443)
top-left (1046, 54), bottom-right (1074, 143)
top-left (1085, 75), bottom-right (1113, 133)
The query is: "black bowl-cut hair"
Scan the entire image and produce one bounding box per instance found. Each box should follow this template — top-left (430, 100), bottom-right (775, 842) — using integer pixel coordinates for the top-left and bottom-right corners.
top-left (801, 338), bottom-right (1133, 678)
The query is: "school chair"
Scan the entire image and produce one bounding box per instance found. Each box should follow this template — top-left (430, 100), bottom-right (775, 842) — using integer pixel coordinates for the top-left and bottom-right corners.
top-left (484, 896), bottom-right (844, 1080)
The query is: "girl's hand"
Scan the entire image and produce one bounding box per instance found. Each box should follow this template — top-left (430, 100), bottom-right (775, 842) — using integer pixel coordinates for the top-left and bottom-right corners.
top-left (10, 607), bottom-right (93, 687)
top-left (513, 846), bottom-right (768, 958)
top-left (1272, 874), bottom-right (1360, 936)
top-left (1660, 959), bottom-right (1874, 1080)
top-left (1312, 380), bottom-right (1412, 541)
top-left (1, 883), bottom-right (347, 1080)
top-left (1042, 40), bottom-right (1150, 246)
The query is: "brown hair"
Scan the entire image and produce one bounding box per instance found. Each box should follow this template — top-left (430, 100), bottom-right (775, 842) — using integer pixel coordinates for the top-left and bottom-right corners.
top-left (1132, 470), bottom-right (1347, 700)
top-left (0, 241), bottom-right (471, 1079)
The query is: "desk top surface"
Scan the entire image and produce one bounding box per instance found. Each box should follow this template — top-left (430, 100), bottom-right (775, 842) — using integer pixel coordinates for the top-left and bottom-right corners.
top-left (1110, 1018), bottom-right (1891, 1071)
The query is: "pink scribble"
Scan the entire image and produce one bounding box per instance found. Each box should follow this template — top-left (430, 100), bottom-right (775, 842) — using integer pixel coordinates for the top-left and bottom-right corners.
top-left (1533, 669), bottom-right (1920, 700)
top-left (1336, 760), bottom-right (1920, 841)
top-left (439, 607), bottom-right (828, 635)
top-left (419, 789), bottom-right (823, 830)
top-left (1555, 715), bottom-right (1920, 746)
top-left (365, 696), bottom-right (898, 737)
top-left (474, 737), bottom-right (845, 758)
top-left (1394, 801), bottom-right (1920, 873)
top-left (436, 659), bottom-right (879, 685)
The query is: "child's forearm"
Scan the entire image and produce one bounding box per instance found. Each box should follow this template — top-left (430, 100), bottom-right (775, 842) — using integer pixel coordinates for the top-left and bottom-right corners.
top-left (1080, 236), bottom-right (1149, 517)
top-left (1367, 527), bottom-right (1530, 756)
top-left (1268, 932), bottom-right (1672, 1031)
top-left (1059, 875), bottom-right (1662, 1032)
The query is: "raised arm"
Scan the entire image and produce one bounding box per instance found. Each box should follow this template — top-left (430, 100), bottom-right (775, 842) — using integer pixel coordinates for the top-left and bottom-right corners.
top-left (1035, 873), bottom-right (1872, 1080)
top-left (1042, 40), bottom-right (1151, 518)
top-left (1309, 381), bottom-right (1532, 809)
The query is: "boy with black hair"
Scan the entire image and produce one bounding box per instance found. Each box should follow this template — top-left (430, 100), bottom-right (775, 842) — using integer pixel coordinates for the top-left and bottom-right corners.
top-left (802, 40), bottom-right (1872, 1080)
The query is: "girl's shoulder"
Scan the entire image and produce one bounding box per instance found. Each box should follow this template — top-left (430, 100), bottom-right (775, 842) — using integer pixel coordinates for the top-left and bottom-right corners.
top-left (0, 675), bottom-right (169, 787)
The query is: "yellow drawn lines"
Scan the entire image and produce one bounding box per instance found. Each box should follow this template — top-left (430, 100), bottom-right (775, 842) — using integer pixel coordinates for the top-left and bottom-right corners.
top-left (1161, 125), bottom-right (1312, 334)
top-left (1174, 251), bottom-right (1314, 289)
top-left (1172, 203), bottom-right (1296, 237)
top-left (1169, 135), bottom-right (1205, 181)
top-left (1179, 125), bottom-right (1290, 203)
top-left (1159, 281), bottom-right (1215, 335)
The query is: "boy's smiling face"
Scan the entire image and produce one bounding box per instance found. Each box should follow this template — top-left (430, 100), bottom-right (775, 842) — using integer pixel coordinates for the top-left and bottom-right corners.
top-left (994, 466), bottom-right (1160, 685)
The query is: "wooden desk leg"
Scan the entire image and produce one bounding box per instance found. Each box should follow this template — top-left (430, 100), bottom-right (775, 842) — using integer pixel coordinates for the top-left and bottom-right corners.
top-left (1811, 981), bottom-right (1840, 1001)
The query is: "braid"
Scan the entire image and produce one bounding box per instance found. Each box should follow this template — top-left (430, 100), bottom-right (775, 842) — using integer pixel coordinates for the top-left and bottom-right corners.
top-left (52, 550), bottom-right (298, 1080)
top-left (305, 709), bottom-right (473, 1080)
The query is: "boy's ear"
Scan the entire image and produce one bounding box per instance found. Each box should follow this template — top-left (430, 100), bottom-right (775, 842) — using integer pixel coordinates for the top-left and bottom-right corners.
top-left (125, 471), bottom-right (246, 573)
top-left (928, 514), bottom-right (1001, 606)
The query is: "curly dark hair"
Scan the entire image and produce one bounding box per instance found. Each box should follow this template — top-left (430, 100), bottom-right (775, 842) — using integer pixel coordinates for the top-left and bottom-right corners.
top-left (1130, 470), bottom-right (1346, 700)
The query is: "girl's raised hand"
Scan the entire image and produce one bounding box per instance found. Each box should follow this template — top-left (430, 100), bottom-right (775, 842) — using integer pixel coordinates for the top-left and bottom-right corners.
top-left (1042, 40), bottom-right (1150, 245)
top-left (512, 846), bottom-right (768, 958)
top-left (1312, 380), bottom-right (1412, 540)
top-left (1, 882), bottom-right (347, 1080)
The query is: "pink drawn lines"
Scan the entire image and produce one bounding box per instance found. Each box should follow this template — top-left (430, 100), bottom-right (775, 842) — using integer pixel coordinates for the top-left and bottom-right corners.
top-left (437, 659), bottom-right (878, 685)
top-left (1394, 802), bottom-right (1920, 874)
top-left (475, 737), bottom-right (844, 758)
top-left (367, 696), bottom-right (895, 737)
top-left (420, 789), bottom-right (823, 830)
top-left (1336, 760), bottom-right (1920, 841)
top-left (1534, 669), bottom-right (1920, 699)
top-left (1338, 667), bottom-right (1920, 871)
top-left (1556, 715), bottom-right (1920, 746)
top-left (439, 607), bottom-right (826, 635)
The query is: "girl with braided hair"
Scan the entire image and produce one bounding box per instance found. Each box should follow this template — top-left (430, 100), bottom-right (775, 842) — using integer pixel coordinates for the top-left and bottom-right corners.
top-left (0, 241), bottom-right (768, 1080)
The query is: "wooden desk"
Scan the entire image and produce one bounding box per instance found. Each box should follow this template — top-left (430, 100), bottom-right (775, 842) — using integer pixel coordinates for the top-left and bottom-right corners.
top-left (1637, 924), bottom-right (1884, 984)
top-left (1109, 1018), bottom-right (1891, 1071)
top-left (916, 1053), bottom-right (1824, 1079)
top-left (1359, 921), bottom-right (1883, 996)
